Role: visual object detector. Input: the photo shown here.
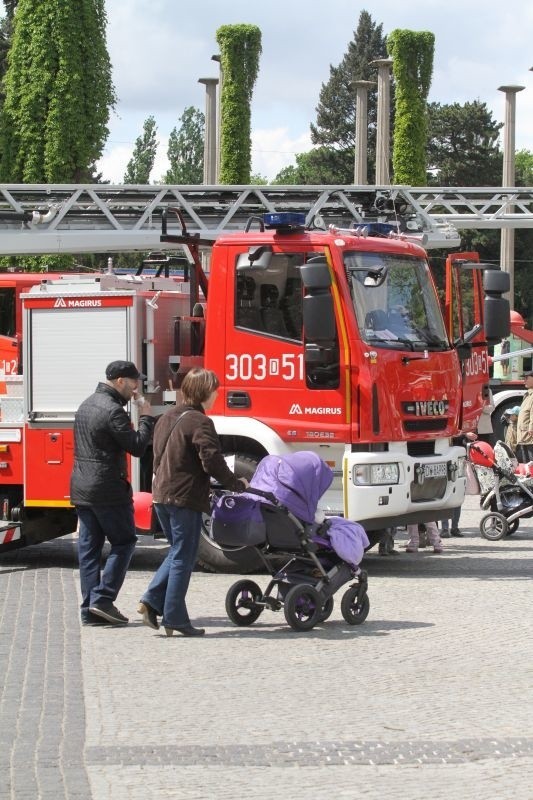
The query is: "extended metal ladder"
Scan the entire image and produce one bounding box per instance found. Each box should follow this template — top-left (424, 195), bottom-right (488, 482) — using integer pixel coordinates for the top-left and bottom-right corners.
top-left (0, 183), bottom-right (532, 254)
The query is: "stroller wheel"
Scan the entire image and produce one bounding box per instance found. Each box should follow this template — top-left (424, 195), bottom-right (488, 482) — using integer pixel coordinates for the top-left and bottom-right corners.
top-left (479, 512), bottom-right (508, 540)
top-left (340, 586), bottom-right (370, 625)
top-left (507, 519), bottom-right (519, 535)
top-left (225, 580), bottom-right (264, 626)
top-left (284, 584), bottom-right (322, 632)
top-left (318, 597), bottom-right (334, 623)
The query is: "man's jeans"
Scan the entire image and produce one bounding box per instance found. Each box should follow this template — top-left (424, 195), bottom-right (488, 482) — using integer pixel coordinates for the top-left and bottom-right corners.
top-left (77, 504), bottom-right (137, 613)
top-left (141, 504), bottom-right (202, 629)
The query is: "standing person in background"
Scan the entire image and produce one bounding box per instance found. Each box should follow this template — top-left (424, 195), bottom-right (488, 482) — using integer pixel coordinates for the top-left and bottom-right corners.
top-left (71, 361), bottom-right (154, 626)
top-left (441, 431), bottom-right (478, 539)
top-left (476, 388), bottom-right (495, 444)
top-left (517, 371), bottom-right (533, 463)
top-left (138, 368), bottom-right (248, 638)
top-left (500, 338), bottom-right (510, 377)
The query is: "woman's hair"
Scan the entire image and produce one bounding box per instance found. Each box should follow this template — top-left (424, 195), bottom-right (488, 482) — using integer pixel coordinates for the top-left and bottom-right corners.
top-left (180, 368), bottom-right (219, 406)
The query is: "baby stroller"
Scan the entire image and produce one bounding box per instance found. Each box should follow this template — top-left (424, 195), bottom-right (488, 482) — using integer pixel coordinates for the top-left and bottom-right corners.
top-left (211, 451), bottom-right (370, 632)
top-left (469, 440), bottom-right (533, 540)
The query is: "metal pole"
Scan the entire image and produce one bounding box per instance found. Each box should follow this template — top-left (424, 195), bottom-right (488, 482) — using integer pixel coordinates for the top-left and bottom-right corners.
top-left (198, 77), bottom-right (218, 185)
top-left (498, 84), bottom-right (525, 310)
top-left (353, 81), bottom-right (375, 185)
top-left (371, 58), bottom-right (393, 185)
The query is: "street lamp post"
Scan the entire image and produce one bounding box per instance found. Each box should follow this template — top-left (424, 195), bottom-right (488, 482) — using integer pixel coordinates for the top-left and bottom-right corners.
top-left (353, 80), bottom-right (375, 184)
top-left (498, 84), bottom-right (525, 310)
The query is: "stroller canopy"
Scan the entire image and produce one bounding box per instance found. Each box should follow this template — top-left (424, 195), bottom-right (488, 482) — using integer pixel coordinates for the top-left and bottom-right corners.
top-left (249, 451), bottom-right (333, 523)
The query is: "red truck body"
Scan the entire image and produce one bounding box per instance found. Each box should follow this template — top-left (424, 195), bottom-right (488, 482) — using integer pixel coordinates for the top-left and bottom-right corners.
top-left (0, 218), bottom-right (509, 571)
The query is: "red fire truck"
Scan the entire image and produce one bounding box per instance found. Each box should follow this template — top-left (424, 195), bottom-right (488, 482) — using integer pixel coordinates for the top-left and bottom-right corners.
top-left (0, 212), bottom-right (509, 571)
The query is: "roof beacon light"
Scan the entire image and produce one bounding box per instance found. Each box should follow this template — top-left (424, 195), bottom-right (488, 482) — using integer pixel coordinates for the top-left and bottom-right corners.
top-left (263, 212), bottom-right (306, 231)
top-left (356, 221), bottom-right (398, 238)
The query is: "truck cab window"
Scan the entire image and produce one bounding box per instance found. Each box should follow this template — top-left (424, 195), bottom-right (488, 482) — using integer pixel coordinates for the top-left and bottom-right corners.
top-left (234, 253), bottom-right (306, 341)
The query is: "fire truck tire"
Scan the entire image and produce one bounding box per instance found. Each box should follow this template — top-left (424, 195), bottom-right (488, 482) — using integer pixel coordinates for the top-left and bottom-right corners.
top-left (197, 453), bottom-right (264, 574)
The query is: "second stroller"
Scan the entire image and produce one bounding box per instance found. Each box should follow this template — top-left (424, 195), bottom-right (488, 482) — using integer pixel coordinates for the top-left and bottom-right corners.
top-left (469, 439), bottom-right (533, 539)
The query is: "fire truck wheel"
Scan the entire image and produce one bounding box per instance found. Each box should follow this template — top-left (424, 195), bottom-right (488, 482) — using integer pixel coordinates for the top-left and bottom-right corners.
top-left (479, 511), bottom-right (508, 540)
top-left (198, 453), bottom-right (265, 574)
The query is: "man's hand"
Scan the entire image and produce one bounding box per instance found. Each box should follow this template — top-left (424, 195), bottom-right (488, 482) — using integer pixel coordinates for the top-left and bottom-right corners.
top-left (134, 394), bottom-right (153, 416)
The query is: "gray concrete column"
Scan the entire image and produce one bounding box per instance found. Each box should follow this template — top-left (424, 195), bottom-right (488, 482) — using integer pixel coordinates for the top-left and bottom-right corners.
top-left (198, 77), bottom-right (218, 185)
top-left (498, 84), bottom-right (525, 310)
top-left (371, 58), bottom-right (393, 185)
top-left (211, 55), bottom-right (222, 183)
top-left (353, 80), bottom-right (375, 184)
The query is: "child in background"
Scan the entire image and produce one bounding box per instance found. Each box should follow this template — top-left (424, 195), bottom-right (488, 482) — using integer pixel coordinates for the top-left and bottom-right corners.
top-left (405, 521), bottom-right (443, 554)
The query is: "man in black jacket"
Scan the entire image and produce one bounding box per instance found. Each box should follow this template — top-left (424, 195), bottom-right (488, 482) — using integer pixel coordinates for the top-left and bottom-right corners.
top-left (71, 361), bottom-right (154, 626)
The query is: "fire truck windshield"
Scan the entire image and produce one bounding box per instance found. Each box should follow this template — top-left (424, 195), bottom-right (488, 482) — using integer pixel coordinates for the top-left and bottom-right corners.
top-left (345, 252), bottom-right (450, 351)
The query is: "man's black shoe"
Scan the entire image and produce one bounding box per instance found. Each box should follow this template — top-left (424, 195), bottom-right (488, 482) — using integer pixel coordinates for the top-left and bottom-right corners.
top-left (81, 611), bottom-right (110, 626)
top-left (450, 528), bottom-right (464, 538)
top-left (89, 602), bottom-right (129, 625)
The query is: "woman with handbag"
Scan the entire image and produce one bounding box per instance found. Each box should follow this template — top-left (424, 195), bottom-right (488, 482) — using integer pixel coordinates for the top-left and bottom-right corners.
top-left (138, 368), bottom-right (247, 637)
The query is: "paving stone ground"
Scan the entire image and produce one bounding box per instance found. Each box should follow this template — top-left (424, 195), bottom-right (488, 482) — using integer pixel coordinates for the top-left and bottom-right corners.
top-left (1, 495), bottom-right (532, 799)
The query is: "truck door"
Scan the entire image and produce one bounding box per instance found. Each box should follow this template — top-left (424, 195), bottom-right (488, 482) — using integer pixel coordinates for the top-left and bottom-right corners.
top-left (219, 246), bottom-right (350, 445)
top-left (444, 252), bottom-right (488, 432)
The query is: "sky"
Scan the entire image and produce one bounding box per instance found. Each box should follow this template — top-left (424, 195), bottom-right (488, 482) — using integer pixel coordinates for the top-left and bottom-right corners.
top-left (98, 0), bottom-right (533, 184)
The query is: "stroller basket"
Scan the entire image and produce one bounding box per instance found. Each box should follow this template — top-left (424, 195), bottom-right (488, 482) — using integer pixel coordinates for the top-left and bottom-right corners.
top-left (211, 490), bottom-right (306, 550)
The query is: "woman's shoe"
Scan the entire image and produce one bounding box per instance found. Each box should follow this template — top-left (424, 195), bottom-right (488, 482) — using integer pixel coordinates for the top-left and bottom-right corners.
top-left (137, 601), bottom-right (159, 630)
top-left (164, 625), bottom-right (205, 637)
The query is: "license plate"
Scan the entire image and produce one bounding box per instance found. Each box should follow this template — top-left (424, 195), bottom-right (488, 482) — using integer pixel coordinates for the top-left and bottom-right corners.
top-left (424, 463), bottom-right (447, 479)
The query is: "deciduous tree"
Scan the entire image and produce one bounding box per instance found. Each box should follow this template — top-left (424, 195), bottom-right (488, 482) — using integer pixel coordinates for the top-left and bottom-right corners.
top-left (0, 0), bottom-right (115, 182)
top-left (426, 101), bottom-right (502, 186)
top-left (164, 107), bottom-right (204, 184)
top-left (124, 116), bottom-right (158, 184)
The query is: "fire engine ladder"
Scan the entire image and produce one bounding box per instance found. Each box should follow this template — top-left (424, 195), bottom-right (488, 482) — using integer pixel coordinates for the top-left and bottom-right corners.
top-left (0, 183), bottom-right (532, 255)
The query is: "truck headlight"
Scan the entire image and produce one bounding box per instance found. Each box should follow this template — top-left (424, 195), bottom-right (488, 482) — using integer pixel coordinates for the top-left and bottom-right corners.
top-left (456, 456), bottom-right (466, 478)
top-left (352, 463), bottom-right (400, 486)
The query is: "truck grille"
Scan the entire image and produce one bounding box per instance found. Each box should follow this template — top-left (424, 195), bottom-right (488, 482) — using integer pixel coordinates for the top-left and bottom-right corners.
top-left (404, 419), bottom-right (449, 433)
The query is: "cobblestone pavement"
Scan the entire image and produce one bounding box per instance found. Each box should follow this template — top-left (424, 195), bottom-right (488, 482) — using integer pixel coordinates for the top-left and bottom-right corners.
top-left (1, 496), bottom-right (533, 799)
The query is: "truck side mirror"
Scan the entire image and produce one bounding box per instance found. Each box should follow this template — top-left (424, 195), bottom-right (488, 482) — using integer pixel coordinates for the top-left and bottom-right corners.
top-left (484, 270), bottom-right (510, 344)
top-left (301, 260), bottom-right (331, 289)
top-left (303, 294), bottom-right (336, 342)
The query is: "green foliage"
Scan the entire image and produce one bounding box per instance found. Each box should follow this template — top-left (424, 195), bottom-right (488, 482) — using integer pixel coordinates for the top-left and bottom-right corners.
top-left (0, 0), bottom-right (115, 182)
top-left (216, 24), bottom-right (261, 184)
top-left (164, 106), bottom-right (204, 184)
top-left (515, 149), bottom-right (533, 186)
top-left (273, 147), bottom-right (353, 185)
top-left (249, 172), bottom-right (268, 185)
top-left (0, 253), bottom-right (77, 271)
top-left (311, 11), bottom-right (390, 183)
top-left (427, 101), bottom-right (502, 185)
top-left (123, 116), bottom-right (158, 184)
top-left (387, 29), bottom-right (434, 185)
